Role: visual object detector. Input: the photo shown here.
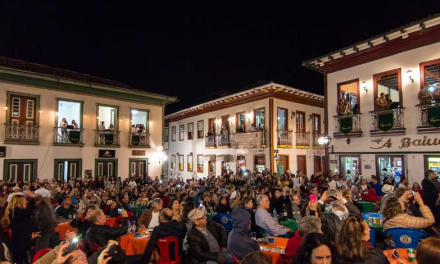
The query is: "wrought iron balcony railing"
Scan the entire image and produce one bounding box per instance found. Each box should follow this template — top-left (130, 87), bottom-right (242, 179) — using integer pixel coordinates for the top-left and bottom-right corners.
top-left (217, 133), bottom-right (231, 147)
top-left (416, 103), bottom-right (440, 128)
top-left (277, 130), bottom-right (293, 147)
top-left (370, 108), bottom-right (405, 131)
top-left (296, 131), bottom-right (310, 148)
top-left (312, 132), bottom-right (323, 148)
top-left (54, 127), bottom-right (83, 145)
top-left (5, 123), bottom-right (39, 143)
top-left (333, 114), bottom-right (362, 134)
top-left (205, 135), bottom-right (216, 148)
top-left (95, 130), bottom-right (120, 147)
top-left (129, 132), bottom-right (151, 147)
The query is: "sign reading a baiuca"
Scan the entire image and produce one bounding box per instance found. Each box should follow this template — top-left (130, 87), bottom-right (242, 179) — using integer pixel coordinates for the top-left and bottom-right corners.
top-left (427, 105), bottom-right (440, 127)
top-left (340, 116), bottom-right (353, 134)
top-left (377, 112), bottom-right (393, 131)
top-left (371, 136), bottom-right (440, 150)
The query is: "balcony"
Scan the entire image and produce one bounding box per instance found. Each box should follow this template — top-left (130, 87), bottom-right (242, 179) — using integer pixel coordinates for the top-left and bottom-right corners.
top-left (4, 123), bottom-right (39, 144)
top-left (205, 135), bottom-right (216, 148)
top-left (370, 108), bottom-right (406, 136)
top-left (312, 132), bottom-right (323, 148)
top-left (416, 103), bottom-right (440, 133)
top-left (277, 130), bottom-right (293, 148)
top-left (232, 130), bottom-right (267, 148)
top-left (129, 132), bottom-right (151, 148)
top-left (296, 131), bottom-right (310, 149)
top-left (217, 134), bottom-right (231, 148)
top-left (333, 113), bottom-right (363, 138)
top-left (53, 127), bottom-right (84, 146)
top-left (95, 130), bottom-right (120, 147)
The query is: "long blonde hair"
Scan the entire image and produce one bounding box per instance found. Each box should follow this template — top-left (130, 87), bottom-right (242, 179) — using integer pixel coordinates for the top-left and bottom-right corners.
top-left (2, 195), bottom-right (27, 224)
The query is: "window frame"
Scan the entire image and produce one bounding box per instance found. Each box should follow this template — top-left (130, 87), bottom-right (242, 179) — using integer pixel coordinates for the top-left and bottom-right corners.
top-left (130, 108), bottom-right (150, 133)
top-left (55, 98), bottom-right (84, 129)
top-left (171, 155), bottom-right (176, 169)
top-left (277, 107), bottom-right (289, 131)
top-left (172, 126), bottom-right (176, 141)
top-left (337, 79), bottom-right (360, 113)
top-left (197, 120), bottom-right (204, 139)
top-left (420, 58), bottom-right (440, 89)
top-left (296, 111), bottom-right (305, 132)
top-left (253, 107), bottom-right (265, 129)
top-left (312, 113), bottom-right (321, 133)
top-left (208, 118), bottom-right (216, 135)
top-left (6, 91), bottom-right (41, 125)
top-left (179, 125), bottom-right (184, 141)
top-left (187, 154), bottom-right (193, 172)
top-left (179, 155), bottom-right (184, 171)
top-left (197, 154), bottom-right (204, 173)
top-left (164, 127), bottom-right (169, 142)
top-left (187, 122), bottom-right (194, 140)
top-left (373, 68), bottom-right (402, 111)
top-left (236, 112), bottom-right (246, 132)
top-left (96, 103), bottom-right (120, 131)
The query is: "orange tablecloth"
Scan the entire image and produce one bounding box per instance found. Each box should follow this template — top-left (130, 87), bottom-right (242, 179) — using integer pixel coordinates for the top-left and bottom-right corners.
top-left (120, 228), bottom-right (150, 255)
top-left (383, 249), bottom-right (417, 264)
top-left (55, 217), bottom-right (116, 241)
top-left (259, 237), bottom-right (288, 264)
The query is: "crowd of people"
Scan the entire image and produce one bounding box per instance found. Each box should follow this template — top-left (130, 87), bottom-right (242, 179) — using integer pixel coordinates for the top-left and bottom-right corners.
top-left (0, 168), bottom-right (439, 264)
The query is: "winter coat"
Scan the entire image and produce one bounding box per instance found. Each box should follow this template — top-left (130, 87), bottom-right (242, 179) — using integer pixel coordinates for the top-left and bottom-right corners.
top-left (334, 247), bottom-right (390, 264)
top-left (227, 208), bottom-right (260, 261)
top-left (85, 217), bottom-right (129, 246)
top-left (383, 205), bottom-right (435, 230)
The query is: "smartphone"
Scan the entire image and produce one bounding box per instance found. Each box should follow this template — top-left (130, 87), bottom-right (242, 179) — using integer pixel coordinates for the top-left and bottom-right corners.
top-left (221, 188), bottom-right (226, 192)
top-left (63, 237), bottom-right (79, 256)
top-left (267, 237), bottom-right (276, 244)
top-left (392, 249), bottom-right (400, 259)
top-left (327, 191), bottom-right (337, 197)
top-left (106, 244), bottom-right (117, 258)
top-left (411, 191), bottom-right (415, 195)
top-left (118, 208), bottom-right (122, 214)
top-left (310, 194), bottom-right (317, 203)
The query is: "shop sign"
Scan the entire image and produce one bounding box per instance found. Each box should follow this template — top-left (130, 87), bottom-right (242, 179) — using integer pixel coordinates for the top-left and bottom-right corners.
top-left (370, 136), bottom-right (440, 150)
top-left (132, 135), bottom-right (140, 145)
top-left (99, 150), bottom-right (115, 158)
top-left (377, 112), bottom-right (393, 131)
top-left (132, 150), bottom-right (146, 156)
top-left (340, 116), bottom-right (353, 133)
top-left (427, 105), bottom-right (440, 127)
top-left (330, 160), bottom-right (337, 163)
top-left (0, 146), bottom-right (5, 157)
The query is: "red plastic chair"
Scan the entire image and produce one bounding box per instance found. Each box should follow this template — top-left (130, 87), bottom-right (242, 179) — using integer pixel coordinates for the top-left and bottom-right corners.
top-left (105, 220), bottom-right (113, 227)
top-left (153, 236), bottom-right (181, 264)
top-left (87, 241), bottom-right (102, 254)
top-left (232, 255), bottom-right (241, 264)
top-left (280, 254), bottom-right (292, 264)
top-left (32, 248), bottom-right (52, 263)
top-left (361, 189), bottom-right (382, 202)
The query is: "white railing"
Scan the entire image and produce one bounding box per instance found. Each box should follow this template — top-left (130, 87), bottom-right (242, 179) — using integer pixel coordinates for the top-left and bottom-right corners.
top-left (5, 123), bottom-right (39, 142)
top-left (205, 135), bottom-right (216, 147)
top-left (277, 130), bottom-right (293, 146)
top-left (334, 114), bottom-right (362, 133)
top-left (54, 127), bottom-right (83, 144)
top-left (129, 132), bottom-right (151, 147)
top-left (296, 131), bottom-right (310, 147)
top-left (370, 108), bottom-right (405, 131)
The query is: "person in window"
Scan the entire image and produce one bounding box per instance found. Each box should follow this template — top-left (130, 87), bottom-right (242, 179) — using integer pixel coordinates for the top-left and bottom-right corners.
top-left (60, 118), bottom-right (68, 139)
top-left (207, 130), bottom-right (214, 136)
top-left (238, 123), bottom-right (245, 133)
top-left (419, 84), bottom-right (434, 104)
top-left (71, 120), bottom-right (78, 130)
top-left (108, 124), bottom-right (114, 131)
top-left (385, 94), bottom-right (393, 108)
top-left (131, 124), bottom-right (137, 133)
top-left (249, 123), bottom-right (257, 132)
top-left (376, 93), bottom-right (388, 110)
top-left (98, 121), bottom-right (105, 130)
top-left (337, 98), bottom-right (346, 115)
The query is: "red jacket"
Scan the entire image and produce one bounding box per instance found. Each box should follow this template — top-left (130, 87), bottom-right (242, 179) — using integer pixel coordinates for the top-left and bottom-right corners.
top-left (285, 230), bottom-right (302, 256)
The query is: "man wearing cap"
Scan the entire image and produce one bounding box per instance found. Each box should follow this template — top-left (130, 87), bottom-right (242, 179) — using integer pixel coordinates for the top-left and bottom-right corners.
top-left (137, 198), bottom-right (163, 228)
top-left (7, 186), bottom-right (23, 203)
top-left (55, 196), bottom-right (76, 219)
top-left (187, 208), bottom-right (233, 264)
top-left (140, 208), bottom-right (187, 263)
top-left (380, 184), bottom-right (395, 211)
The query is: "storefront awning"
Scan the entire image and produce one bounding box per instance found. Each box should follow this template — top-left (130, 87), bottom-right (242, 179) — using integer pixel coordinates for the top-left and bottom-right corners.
top-left (216, 154), bottom-right (231, 162)
top-left (203, 154), bottom-right (216, 161)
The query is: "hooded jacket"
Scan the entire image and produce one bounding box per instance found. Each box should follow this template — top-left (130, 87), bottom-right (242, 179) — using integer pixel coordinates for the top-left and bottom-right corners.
top-left (227, 208), bottom-right (260, 261)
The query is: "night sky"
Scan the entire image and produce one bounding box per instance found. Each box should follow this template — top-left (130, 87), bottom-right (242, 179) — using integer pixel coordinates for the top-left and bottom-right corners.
top-left (0, 1), bottom-right (439, 115)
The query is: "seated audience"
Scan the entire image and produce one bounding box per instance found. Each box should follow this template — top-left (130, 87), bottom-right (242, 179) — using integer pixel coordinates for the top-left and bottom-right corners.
top-left (140, 208), bottom-right (187, 263)
top-left (334, 216), bottom-right (389, 264)
top-left (217, 196), bottom-right (232, 214)
top-left (285, 216), bottom-right (322, 256)
top-left (70, 206), bottom-right (94, 238)
top-left (255, 195), bottom-right (294, 238)
top-left (106, 199), bottom-right (122, 218)
top-left (55, 196), bottom-right (76, 219)
top-left (241, 251), bottom-right (272, 264)
top-left (291, 232), bottom-right (333, 264)
top-left (416, 237), bottom-right (440, 264)
top-left (86, 209), bottom-right (129, 246)
top-left (137, 198), bottom-right (163, 228)
top-left (287, 192), bottom-right (302, 221)
top-left (227, 208), bottom-right (260, 261)
top-left (382, 193), bottom-right (434, 230)
top-left (187, 208), bottom-right (233, 264)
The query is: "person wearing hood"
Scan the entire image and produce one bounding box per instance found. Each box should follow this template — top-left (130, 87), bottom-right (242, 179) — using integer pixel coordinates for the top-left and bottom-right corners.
top-left (227, 208), bottom-right (260, 261)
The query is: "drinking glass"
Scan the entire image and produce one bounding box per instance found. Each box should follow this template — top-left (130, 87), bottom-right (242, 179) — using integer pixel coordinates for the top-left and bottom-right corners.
top-left (251, 232), bottom-right (257, 240)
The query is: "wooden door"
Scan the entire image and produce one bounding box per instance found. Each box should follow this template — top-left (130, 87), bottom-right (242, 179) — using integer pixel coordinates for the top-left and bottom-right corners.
top-left (56, 161), bottom-right (80, 181)
top-left (130, 160), bottom-right (146, 178)
top-left (97, 160), bottom-right (116, 180)
top-left (277, 155), bottom-right (289, 175)
top-left (7, 162), bottom-right (34, 182)
top-left (297, 155), bottom-right (307, 175)
top-left (10, 96), bottom-right (36, 125)
top-left (314, 156), bottom-right (322, 173)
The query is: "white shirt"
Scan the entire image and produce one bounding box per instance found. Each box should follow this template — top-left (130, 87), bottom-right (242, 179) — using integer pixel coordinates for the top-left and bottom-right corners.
top-left (293, 177), bottom-right (302, 188)
top-left (128, 181), bottom-right (137, 187)
top-left (35, 187), bottom-right (51, 198)
top-left (148, 211), bottom-right (160, 228)
top-left (328, 180), bottom-right (338, 191)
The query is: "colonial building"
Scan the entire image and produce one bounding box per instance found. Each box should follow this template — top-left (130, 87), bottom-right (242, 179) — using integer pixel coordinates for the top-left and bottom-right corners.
top-left (303, 14), bottom-right (440, 184)
top-left (0, 56), bottom-right (176, 182)
top-left (164, 82), bottom-right (325, 180)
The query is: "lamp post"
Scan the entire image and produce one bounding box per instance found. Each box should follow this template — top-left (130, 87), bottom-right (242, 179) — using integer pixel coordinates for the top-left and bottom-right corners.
top-left (318, 135), bottom-right (333, 173)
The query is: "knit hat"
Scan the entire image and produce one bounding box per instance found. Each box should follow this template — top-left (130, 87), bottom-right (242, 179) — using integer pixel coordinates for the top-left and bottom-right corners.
top-left (382, 185), bottom-right (394, 194)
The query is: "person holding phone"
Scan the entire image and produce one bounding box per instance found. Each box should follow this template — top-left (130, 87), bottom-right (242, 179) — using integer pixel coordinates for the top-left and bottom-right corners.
top-left (86, 209), bottom-right (129, 246)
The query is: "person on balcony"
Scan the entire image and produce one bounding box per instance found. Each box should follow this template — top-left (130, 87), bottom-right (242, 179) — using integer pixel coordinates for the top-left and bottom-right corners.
top-left (419, 84), bottom-right (434, 104)
top-left (337, 99), bottom-right (346, 115)
top-left (207, 130), bottom-right (214, 136)
top-left (131, 124), bottom-right (137, 133)
top-left (385, 94), bottom-right (393, 108)
top-left (98, 121), bottom-right (105, 130)
top-left (250, 123), bottom-right (257, 132)
top-left (71, 120), bottom-right (78, 130)
top-left (108, 124), bottom-right (114, 131)
top-left (376, 93), bottom-right (388, 110)
top-left (238, 124), bottom-right (245, 133)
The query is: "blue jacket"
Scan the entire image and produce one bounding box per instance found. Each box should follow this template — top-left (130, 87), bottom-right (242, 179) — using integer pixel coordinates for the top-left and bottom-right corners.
top-left (193, 186), bottom-right (205, 207)
top-left (370, 182), bottom-right (383, 196)
top-left (227, 208), bottom-right (260, 260)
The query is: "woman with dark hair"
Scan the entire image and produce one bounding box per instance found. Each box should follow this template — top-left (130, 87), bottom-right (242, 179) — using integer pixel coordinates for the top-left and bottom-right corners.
top-left (334, 216), bottom-right (389, 264)
top-left (422, 170), bottom-right (440, 227)
top-left (167, 198), bottom-right (182, 221)
top-left (291, 232), bottom-right (333, 264)
top-left (216, 196), bottom-right (232, 214)
top-left (416, 237), bottom-right (440, 264)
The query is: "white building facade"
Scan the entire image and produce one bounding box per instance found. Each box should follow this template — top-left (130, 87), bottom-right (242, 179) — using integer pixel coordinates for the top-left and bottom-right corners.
top-left (303, 14), bottom-right (440, 185)
top-left (0, 57), bottom-right (176, 182)
top-left (164, 82), bottom-right (325, 180)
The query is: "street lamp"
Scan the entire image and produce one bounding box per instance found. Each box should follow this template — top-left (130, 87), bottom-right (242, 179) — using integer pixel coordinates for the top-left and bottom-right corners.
top-left (318, 135), bottom-right (332, 146)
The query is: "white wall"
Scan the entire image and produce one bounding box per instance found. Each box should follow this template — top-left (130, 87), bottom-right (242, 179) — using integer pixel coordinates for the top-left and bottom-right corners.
top-left (327, 41), bottom-right (440, 184)
top-left (0, 82), bottom-right (164, 180)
